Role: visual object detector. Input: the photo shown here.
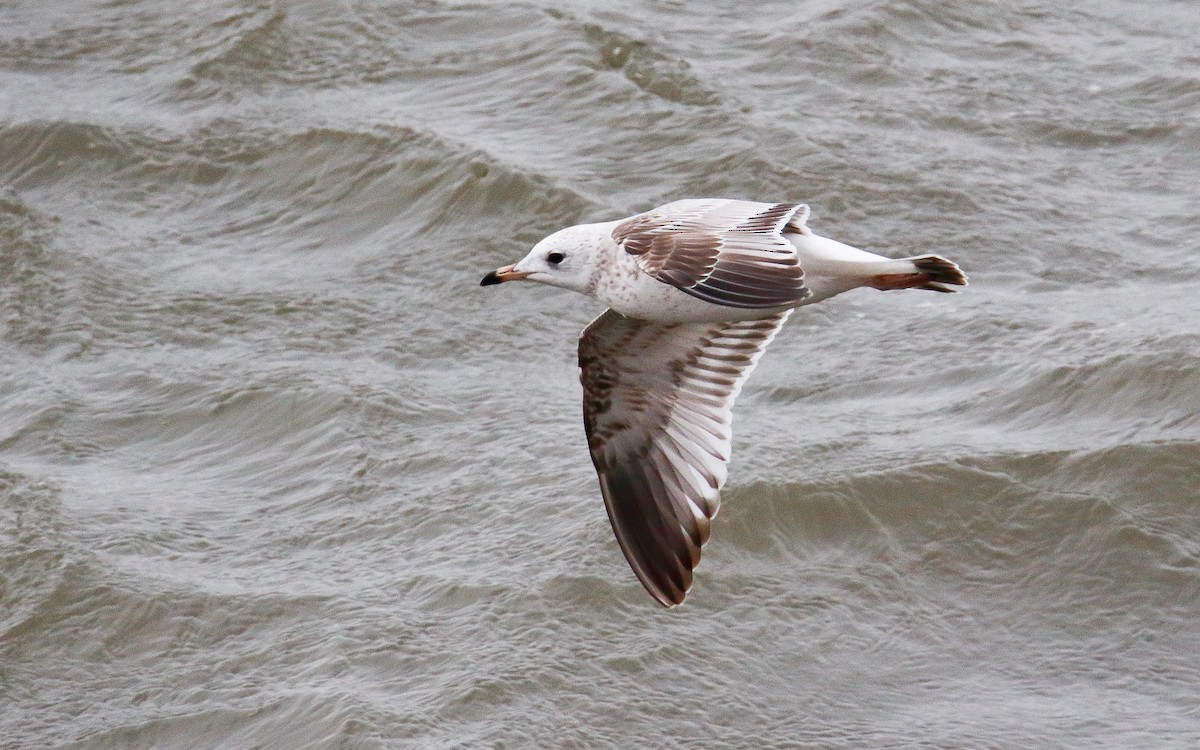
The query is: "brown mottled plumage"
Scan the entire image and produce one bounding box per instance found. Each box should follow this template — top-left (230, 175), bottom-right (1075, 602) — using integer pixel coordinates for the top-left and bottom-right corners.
top-left (482, 199), bottom-right (967, 607)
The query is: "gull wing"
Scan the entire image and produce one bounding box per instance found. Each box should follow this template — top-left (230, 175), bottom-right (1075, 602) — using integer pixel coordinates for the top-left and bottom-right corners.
top-left (612, 199), bottom-right (812, 309)
top-left (578, 307), bottom-right (791, 607)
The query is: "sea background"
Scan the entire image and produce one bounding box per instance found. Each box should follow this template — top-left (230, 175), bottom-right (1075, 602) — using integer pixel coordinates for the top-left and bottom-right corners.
top-left (2, 1), bottom-right (1198, 747)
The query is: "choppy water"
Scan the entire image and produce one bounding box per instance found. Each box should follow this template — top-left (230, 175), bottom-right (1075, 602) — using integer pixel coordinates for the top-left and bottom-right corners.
top-left (2, 1), bottom-right (1199, 747)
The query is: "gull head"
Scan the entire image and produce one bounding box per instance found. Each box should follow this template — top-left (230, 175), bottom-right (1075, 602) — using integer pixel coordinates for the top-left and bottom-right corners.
top-left (480, 223), bottom-right (605, 295)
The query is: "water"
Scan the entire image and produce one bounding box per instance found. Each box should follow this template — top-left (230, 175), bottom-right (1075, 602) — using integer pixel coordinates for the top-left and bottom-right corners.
top-left (2, 1), bottom-right (1198, 747)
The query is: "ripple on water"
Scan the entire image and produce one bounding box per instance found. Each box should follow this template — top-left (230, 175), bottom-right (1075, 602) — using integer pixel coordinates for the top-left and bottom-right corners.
top-left (2, 0), bottom-right (1200, 747)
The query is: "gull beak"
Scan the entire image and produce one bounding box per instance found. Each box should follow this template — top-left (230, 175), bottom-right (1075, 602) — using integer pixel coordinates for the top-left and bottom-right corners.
top-left (480, 264), bottom-right (532, 286)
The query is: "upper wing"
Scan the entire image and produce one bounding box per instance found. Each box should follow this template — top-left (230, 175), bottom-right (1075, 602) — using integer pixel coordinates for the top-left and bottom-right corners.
top-left (578, 307), bottom-right (791, 607)
top-left (611, 199), bottom-right (812, 309)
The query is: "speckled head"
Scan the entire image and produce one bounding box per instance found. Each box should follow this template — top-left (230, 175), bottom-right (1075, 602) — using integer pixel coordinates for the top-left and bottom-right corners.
top-left (480, 221), bottom-right (613, 296)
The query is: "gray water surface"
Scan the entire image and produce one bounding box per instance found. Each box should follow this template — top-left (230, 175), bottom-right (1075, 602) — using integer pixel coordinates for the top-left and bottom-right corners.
top-left (2, 1), bottom-right (1199, 748)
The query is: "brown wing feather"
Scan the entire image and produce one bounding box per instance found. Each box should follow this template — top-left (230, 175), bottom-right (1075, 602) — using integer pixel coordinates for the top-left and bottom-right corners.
top-left (612, 200), bottom-right (812, 310)
top-left (578, 308), bottom-right (791, 607)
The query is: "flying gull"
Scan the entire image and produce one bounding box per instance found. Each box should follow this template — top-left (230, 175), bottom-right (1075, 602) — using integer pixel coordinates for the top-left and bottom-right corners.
top-left (481, 199), bottom-right (967, 607)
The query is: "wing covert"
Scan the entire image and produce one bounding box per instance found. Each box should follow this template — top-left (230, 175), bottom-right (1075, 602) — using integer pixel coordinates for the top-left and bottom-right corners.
top-left (612, 199), bottom-right (812, 310)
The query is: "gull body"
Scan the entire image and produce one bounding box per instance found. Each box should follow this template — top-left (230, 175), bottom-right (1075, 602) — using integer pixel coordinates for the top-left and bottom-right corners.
top-left (482, 199), bottom-right (967, 607)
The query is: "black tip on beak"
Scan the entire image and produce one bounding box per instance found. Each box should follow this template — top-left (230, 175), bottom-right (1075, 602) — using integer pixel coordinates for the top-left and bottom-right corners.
top-left (480, 271), bottom-right (501, 286)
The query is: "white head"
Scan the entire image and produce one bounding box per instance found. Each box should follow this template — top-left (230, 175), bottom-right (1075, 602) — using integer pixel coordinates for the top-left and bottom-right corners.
top-left (480, 223), bottom-right (607, 296)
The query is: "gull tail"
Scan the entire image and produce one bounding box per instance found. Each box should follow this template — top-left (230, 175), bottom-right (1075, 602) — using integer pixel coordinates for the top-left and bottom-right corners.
top-left (864, 254), bottom-right (969, 293)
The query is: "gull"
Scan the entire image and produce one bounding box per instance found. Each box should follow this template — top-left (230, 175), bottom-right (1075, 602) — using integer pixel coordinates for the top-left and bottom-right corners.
top-left (481, 199), bottom-right (966, 607)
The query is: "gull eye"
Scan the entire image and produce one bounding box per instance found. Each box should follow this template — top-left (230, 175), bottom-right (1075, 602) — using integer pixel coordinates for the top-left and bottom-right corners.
top-left (546, 252), bottom-right (566, 265)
